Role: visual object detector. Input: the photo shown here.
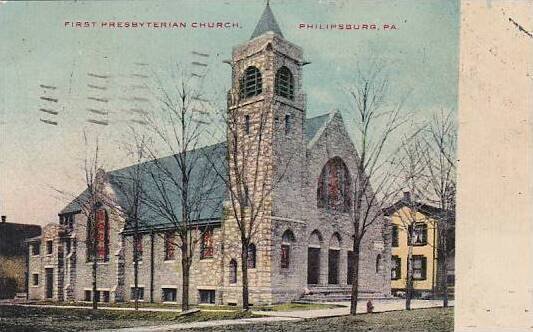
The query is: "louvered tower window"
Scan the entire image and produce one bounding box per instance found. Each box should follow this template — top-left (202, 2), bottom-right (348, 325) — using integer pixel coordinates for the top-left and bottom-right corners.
top-left (275, 66), bottom-right (294, 100)
top-left (239, 66), bottom-right (262, 99)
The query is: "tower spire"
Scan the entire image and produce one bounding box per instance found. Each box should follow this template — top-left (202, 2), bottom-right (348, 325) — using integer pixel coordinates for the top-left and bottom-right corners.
top-left (250, 1), bottom-right (284, 40)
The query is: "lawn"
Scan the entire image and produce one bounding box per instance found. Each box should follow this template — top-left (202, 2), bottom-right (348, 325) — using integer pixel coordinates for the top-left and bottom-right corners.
top-left (190, 307), bottom-right (454, 332)
top-left (32, 300), bottom-right (342, 312)
top-left (0, 304), bottom-right (255, 331)
top-left (0, 305), bottom-right (453, 332)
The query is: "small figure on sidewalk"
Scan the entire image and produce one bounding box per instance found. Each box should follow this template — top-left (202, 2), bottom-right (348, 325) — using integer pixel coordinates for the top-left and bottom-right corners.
top-left (366, 300), bottom-right (374, 313)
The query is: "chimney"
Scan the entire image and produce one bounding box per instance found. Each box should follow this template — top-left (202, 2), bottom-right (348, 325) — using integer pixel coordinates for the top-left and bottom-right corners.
top-left (1, 216), bottom-right (6, 223)
top-left (403, 191), bottom-right (411, 202)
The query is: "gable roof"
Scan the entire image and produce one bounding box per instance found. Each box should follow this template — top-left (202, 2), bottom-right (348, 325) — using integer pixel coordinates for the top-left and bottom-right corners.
top-left (60, 143), bottom-right (227, 234)
top-left (304, 113), bottom-right (330, 142)
top-left (250, 3), bottom-right (284, 40)
top-left (383, 198), bottom-right (454, 221)
top-left (59, 114), bottom-right (339, 233)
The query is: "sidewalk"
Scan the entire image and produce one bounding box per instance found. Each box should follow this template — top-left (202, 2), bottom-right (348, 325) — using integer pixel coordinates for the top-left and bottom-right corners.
top-left (252, 299), bottom-right (454, 319)
top-left (93, 299), bottom-right (453, 331)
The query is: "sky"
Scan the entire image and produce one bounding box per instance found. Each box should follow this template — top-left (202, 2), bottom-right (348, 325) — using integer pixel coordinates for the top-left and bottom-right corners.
top-left (0, 0), bottom-right (459, 225)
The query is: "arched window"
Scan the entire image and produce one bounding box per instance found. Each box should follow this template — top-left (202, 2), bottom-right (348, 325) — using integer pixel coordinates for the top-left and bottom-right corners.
top-left (247, 243), bottom-right (257, 268)
top-left (239, 66), bottom-right (262, 99)
top-left (376, 254), bottom-right (382, 273)
top-left (317, 157), bottom-right (351, 212)
top-left (88, 208), bottom-right (109, 262)
top-left (281, 230), bottom-right (295, 269)
top-left (200, 229), bottom-right (214, 259)
top-left (229, 259), bottom-right (237, 284)
top-left (275, 66), bottom-right (294, 100)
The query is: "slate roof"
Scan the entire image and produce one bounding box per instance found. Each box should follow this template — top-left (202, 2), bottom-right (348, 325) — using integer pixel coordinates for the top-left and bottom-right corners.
top-left (304, 113), bottom-right (330, 142)
top-left (60, 114), bottom-right (334, 233)
top-left (250, 2), bottom-right (284, 40)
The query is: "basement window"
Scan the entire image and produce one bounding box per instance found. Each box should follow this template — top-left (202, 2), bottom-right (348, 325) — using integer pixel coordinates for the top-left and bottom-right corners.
top-left (162, 288), bottom-right (177, 302)
top-left (199, 290), bottom-right (215, 304)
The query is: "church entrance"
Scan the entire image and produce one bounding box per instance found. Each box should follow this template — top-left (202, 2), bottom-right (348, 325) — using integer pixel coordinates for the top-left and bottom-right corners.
top-left (307, 247), bottom-right (321, 285)
top-left (45, 268), bottom-right (53, 299)
top-left (347, 251), bottom-right (354, 285)
top-left (328, 249), bottom-right (340, 284)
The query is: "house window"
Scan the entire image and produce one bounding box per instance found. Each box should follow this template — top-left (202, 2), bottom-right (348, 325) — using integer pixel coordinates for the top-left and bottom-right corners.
top-left (275, 66), bottom-right (294, 100)
top-left (391, 225), bottom-right (399, 247)
top-left (199, 290), bottom-right (215, 304)
top-left (32, 273), bottom-right (39, 286)
top-left (285, 114), bottom-right (292, 134)
top-left (103, 291), bottom-right (110, 303)
top-left (131, 287), bottom-right (144, 301)
top-left (239, 66), bottom-right (262, 99)
top-left (46, 241), bottom-right (53, 255)
top-left (411, 255), bottom-right (427, 280)
top-left (375, 254), bottom-right (382, 274)
top-left (133, 234), bottom-right (143, 261)
top-left (162, 288), bottom-right (177, 302)
top-left (281, 230), bottom-right (295, 269)
top-left (164, 232), bottom-right (175, 261)
top-left (32, 243), bottom-right (40, 256)
top-left (244, 114), bottom-right (251, 135)
top-left (409, 223), bottom-right (428, 246)
top-left (391, 255), bottom-right (401, 280)
top-left (317, 157), bottom-right (351, 212)
top-left (200, 229), bottom-right (214, 259)
top-left (247, 243), bottom-right (256, 269)
top-left (229, 259), bottom-right (237, 284)
top-left (84, 290), bottom-right (91, 301)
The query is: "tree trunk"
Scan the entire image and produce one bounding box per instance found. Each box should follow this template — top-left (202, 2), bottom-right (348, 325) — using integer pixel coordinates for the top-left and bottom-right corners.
top-left (92, 258), bottom-right (97, 310)
top-left (406, 244), bottom-right (414, 310)
top-left (92, 217), bottom-right (98, 310)
top-left (441, 229), bottom-right (449, 307)
top-left (349, 239), bottom-right (361, 315)
top-left (133, 245), bottom-right (139, 310)
top-left (241, 242), bottom-right (249, 311)
top-left (181, 252), bottom-right (190, 312)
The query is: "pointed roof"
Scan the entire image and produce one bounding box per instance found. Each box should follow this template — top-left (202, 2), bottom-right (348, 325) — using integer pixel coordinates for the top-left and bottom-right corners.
top-left (250, 2), bottom-right (284, 40)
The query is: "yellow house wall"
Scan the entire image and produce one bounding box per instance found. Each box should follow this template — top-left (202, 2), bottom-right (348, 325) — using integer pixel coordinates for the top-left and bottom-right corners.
top-left (390, 206), bottom-right (438, 292)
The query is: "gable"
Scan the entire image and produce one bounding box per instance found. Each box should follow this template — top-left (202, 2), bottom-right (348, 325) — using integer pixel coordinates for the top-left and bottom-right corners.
top-left (60, 142), bottom-right (228, 233)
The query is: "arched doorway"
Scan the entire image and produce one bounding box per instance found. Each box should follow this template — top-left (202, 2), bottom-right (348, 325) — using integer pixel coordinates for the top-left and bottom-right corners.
top-left (328, 233), bottom-right (342, 284)
top-left (307, 230), bottom-right (323, 285)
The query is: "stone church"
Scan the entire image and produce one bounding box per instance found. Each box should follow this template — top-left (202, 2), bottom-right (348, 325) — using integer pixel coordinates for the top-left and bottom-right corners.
top-left (27, 4), bottom-right (391, 305)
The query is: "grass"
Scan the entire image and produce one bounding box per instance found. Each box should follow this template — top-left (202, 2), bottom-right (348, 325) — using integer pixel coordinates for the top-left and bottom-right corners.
top-left (191, 307), bottom-right (454, 332)
top-left (0, 304), bottom-right (255, 331)
top-left (253, 302), bottom-right (345, 311)
top-left (33, 300), bottom-right (342, 312)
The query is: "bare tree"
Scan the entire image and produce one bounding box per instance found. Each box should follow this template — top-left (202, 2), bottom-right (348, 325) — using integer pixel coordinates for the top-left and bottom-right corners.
top-left (346, 63), bottom-right (408, 315)
top-left (109, 130), bottom-right (150, 310)
top-left (141, 66), bottom-right (221, 311)
top-left (59, 133), bottom-right (108, 311)
top-left (206, 64), bottom-right (292, 311)
top-left (421, 109), bottom-right (456, 307)
top-left (394, 134), bottom-right (429, 310)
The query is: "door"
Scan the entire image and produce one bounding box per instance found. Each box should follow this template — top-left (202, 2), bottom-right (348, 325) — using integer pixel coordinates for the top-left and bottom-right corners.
top-left (307, 247), bottom-right (321, 284)
top-left (45, 268), bottom-right (53, 299)
top-left (328, 250), bottom-right (339, 284)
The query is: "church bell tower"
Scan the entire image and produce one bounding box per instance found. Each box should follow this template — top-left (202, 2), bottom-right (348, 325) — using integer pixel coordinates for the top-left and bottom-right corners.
top-left (227, 2), bottom-right (308, 219)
